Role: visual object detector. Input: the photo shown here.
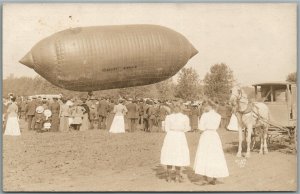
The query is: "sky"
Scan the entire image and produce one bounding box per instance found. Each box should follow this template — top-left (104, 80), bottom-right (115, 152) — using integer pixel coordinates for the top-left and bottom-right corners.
top-left (3, 3), bottom-right (297, 86)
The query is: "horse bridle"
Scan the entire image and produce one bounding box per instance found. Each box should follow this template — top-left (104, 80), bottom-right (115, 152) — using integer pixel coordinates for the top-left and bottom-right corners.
top-left (231, 88), bottom-right (248, 102)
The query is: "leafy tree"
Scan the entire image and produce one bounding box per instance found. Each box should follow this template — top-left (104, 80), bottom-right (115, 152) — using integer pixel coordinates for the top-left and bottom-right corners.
top-left (155, 78), bottom-right (176, 101)
top-left (286, 72), bottom-right (296, 83)
top-left (203, 63), bottom-right (234, 102)
top-left (175, 67), bottom-right (202, 101)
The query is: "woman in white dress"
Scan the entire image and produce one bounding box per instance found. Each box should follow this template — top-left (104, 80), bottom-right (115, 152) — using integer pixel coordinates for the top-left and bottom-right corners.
top-left (4, 97), bottom-right (21, 136)
top-left (194, 100), bottom-right (229, 185)
top-left (109, 99), bottom-right (128, 133)
top-left (160, 102), bottom-right (191, 182)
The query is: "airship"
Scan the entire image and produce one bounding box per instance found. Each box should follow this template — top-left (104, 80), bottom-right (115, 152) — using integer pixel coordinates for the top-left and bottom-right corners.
top-left (19, 24), bottom-right (198, 91)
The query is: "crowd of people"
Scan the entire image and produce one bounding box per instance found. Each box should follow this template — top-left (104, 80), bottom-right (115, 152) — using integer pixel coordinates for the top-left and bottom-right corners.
top-left (3, 92), bottom-right (234, 185)
top-left (3, 92), bottom-right (233, 135)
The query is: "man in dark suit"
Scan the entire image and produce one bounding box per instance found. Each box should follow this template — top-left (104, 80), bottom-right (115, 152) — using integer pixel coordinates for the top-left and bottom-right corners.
top-left (25, 96), bottom-right (38, 131)
top-left (49, 97), bottom-right (60, 132)
top-left (147, 100), bottom-right (156, 132)
top-left (126, 98), bottom-right (138, 132)
top-left (97, 97), bottom-right (109, 130)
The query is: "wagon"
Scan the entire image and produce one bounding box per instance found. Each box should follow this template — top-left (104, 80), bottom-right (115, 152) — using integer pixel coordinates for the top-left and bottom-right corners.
top-left (253, 82), bottom-right (297, 147)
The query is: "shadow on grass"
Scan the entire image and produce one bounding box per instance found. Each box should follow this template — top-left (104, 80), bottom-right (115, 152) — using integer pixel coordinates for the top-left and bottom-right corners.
top-left (224, 139), bottom-right (296, 155)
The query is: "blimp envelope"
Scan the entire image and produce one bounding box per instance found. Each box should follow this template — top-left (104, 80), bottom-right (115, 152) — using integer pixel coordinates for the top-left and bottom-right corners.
top-left (20, 24), bottom-right (198, 91)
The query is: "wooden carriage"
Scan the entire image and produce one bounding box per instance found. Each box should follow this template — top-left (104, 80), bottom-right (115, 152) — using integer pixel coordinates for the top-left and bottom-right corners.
top-left (253, 82), bottom-right (297, 146)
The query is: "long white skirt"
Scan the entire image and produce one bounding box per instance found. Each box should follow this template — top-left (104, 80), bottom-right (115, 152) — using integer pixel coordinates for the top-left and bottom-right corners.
top-left (4, 116), bottom-right (21, 136)
top-left (161, 131), bottom-right (190, 166)
top-left (194, 130), bottom-right (229, 178)
top-left (109, 115), bottom-right (125, 133)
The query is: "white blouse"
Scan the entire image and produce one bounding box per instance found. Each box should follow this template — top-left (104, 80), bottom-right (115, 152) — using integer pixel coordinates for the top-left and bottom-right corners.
top-left (164, 113), bottom-right (191, 132)
top-left (198, 110), bottom-right (221, 131)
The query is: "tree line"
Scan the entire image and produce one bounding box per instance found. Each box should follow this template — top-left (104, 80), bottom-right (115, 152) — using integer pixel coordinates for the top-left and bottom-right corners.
top-left (3, 63), bottom-right (234, 102)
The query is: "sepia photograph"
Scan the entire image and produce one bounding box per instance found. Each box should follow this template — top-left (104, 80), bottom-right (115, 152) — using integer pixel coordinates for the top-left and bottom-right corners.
top-left (2, 3), bottom-right (297, 192)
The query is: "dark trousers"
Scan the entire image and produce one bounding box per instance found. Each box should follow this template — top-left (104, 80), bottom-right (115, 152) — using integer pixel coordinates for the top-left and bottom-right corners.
top-left (128, 118), bottom-right (137, 132)
top-left (148, 118), bottom-right (156, 132)
top-left (143, 118), bottom-right (148, 131)
top-left (98, 115), bottom-right (107, 130)
top-left (27, 115), bottom-right (34, 131)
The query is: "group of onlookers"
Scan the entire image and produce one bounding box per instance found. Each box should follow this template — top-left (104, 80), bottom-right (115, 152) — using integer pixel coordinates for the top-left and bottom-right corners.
top-left (3, 93), bottom-right (232, 135)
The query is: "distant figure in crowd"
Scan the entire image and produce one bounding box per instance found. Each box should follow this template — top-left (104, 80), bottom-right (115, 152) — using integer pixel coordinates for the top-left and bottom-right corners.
top-left (126, 98), bottom-right (138, 132)
top-left (4, 96), bottom-right (21, 136)
top-left (87, 97), bottom-right (98, 129)
top-left (25, 96), bottom-right (37, 131)
top-left (98, 97), bottom-right (109, 130)
top-left (59, 98), bottom-right (70, 132)
top-left (42, 98), bottom-right (49, 110)
top-left (147, 101), bottom-right (157, 132)
top-left (142, 100), bottom-right (150, 132)
top-left (160, 102), bottom-right (191, 183)
top-left (106, 99), bottom-right (115, 130)
top-left (70, 101), bottom-right (85, 131)
top-left (194, 100), bottom-right (229, 185)
top-left (20, 99), bottom-right (27, 120)
top-left (32, 106), bottom-right (47, 132)
top-left (137, 99), bottom-right (145, 129)
top-left (157, 101), bottom-right (170, 132)
top-left (109, 99), bottom-right (128, 133)
top-left (49, 97), bottom-right (60, 132)
top-left (189, 102), bottom-right (201, 132)
top-left (80, 98), bottom-right (90, 131)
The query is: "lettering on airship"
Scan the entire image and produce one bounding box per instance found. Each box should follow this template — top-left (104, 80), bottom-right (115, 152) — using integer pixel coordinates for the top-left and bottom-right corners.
top-left (102, 65), bottom-right (137, 72)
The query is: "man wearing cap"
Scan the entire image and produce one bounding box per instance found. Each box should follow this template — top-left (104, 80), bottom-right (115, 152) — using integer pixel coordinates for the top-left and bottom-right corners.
top-left (125, 98), bottom-right (138, 132)
top-left (25, 96), bottom-right (38, 131)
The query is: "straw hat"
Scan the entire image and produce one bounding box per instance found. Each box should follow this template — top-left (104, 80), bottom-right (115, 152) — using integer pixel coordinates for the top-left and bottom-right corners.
top-left (44, 109), bottom-right (52, 117)
top-left (36, 106), bottom-right (44, 113)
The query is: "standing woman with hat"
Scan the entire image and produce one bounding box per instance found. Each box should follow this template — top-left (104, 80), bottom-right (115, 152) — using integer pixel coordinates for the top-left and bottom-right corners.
top-left (193, 100), bottom-right (229, 185)
top-left (4, 97), bottom-right (21, 136)
top-left (109, 99), bottom-right (128, 133)
top-left (160, 102), bottom-right (191, 182)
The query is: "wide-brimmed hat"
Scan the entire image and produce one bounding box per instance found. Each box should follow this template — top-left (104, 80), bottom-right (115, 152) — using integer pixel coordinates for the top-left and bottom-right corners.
top-left (36, 106), bottom-right (44, 113)
top-left (44, 109), bottom-right (52, 117)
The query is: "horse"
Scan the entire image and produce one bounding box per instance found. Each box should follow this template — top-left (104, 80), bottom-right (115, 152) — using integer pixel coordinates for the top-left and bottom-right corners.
top-left (229, 86), bottom-right (270, 158)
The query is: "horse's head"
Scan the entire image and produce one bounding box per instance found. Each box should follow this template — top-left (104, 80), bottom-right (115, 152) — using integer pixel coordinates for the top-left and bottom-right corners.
top-left (229, 86), bottom-right (243, 106)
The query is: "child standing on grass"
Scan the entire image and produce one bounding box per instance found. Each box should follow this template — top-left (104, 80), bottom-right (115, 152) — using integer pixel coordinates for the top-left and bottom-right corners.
top-left (194, 100), bottom-right (229, 185)
top-left (160, 101), bottom-right (191, 182)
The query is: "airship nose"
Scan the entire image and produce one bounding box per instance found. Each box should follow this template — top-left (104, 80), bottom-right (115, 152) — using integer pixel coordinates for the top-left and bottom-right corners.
top-left (19, 51), bottom-right (34, 69)
top-left (190, 45), bottom-right (198, 59)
